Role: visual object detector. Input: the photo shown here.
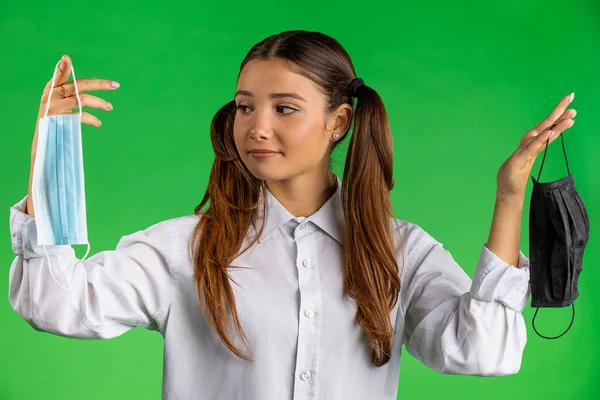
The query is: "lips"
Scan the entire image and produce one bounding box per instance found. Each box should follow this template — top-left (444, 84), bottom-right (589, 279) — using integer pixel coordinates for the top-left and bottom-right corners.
top-left (249, 150), bottom-right (280, 154)
top-left (249, 149), bottom-right (281, 159)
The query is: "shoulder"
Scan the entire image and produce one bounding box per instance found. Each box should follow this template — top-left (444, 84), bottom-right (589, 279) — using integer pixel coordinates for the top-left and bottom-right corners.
top-left (390, 217), bottom-right (440, 262)
top-left (144, 214), bottom-right (203, 236)
top-left (116, 214), bottom-right (203, 252)
top-left (114, 214), bottom-right (205, 275)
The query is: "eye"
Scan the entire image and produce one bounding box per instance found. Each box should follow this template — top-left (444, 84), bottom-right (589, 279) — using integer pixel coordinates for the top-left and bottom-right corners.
top-left (236, 104), bottom-right (251, 114)
top-left (276, 105), bottom-right (297, 115)
top-left (235, 104), bottom-right (298, 115)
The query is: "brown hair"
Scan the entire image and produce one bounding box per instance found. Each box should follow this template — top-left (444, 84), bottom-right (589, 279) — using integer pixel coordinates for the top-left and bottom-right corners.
top-left (190, 30), bottom-right (403, 367)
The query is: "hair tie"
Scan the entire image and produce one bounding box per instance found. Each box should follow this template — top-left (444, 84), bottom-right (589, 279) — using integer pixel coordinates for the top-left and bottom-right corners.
top-left (348, 78), bottom-right (365, 98)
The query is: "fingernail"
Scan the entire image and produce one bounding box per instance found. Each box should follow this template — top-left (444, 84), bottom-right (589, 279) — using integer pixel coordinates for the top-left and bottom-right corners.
top-left (568, 119), bottom-right (575, 128)
top-left (106, 102), bottom-right (113, 111)
top-left (111, 81), bottom-right (120, 88)
top-left (569, 92), bottom-right (575, 103)
top-left (98, 120), bottom-right (102, 127)
top-left (572, 110), bottom-right (577, 117)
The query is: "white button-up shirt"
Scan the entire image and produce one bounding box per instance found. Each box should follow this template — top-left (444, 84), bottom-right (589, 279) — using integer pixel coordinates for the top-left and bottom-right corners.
top-left (8, 175), bottom-right (531, 400)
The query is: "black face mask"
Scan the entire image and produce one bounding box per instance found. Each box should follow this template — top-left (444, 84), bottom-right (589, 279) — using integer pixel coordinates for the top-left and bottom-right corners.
top-left (529, 133), bottom-right (590, 339)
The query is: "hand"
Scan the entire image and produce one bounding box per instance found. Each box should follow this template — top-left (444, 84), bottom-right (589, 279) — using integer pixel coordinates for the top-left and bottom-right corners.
top-left (26, 55), bottom-right (120, 217)
top-left (31, 54), bottom-right (120, 159)
top-left (496, 93), bottom-right (577, 201)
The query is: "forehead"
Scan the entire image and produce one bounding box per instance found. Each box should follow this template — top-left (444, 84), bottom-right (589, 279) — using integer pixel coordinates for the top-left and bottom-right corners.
top-left (236, 59), bottom-right (321, 97)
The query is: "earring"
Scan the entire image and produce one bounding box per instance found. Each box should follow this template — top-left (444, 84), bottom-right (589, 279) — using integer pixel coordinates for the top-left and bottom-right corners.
top-left (333, 133), bottom-right (340, 140)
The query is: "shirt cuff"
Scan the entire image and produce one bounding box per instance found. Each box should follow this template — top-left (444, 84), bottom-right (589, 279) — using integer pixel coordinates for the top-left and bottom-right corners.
top-left (9, 194), bottom-right (73, 259)
top-left (469, 243), bottom-right (531, 313)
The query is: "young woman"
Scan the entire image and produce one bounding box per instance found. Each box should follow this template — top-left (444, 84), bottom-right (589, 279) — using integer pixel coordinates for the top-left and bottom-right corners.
top-left (9, 30), bottom-right (576, 399)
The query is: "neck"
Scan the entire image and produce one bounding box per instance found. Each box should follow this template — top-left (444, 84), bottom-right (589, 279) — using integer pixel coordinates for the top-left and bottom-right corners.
top-left (265, 170), bottom-right (337, 217)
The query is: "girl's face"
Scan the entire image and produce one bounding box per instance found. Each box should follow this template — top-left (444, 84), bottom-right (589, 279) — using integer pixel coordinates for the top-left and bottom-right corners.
top-left (233, 59), bottom-right (350, 183)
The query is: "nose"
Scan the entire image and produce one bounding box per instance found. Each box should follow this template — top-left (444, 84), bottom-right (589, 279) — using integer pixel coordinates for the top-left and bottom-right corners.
top-left (248, 109), bottom-right (273, 141)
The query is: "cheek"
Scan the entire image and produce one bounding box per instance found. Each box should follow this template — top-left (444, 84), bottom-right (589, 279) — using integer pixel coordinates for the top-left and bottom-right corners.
top-left (286, 121), bottom-right (329, 157)
top-left (233, 121), bottom-right (244, 153)
top-left (233, 117), bottom-right (240, 141)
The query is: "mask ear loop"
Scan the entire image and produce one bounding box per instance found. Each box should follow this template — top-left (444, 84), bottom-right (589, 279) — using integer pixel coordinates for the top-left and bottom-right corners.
top-left (536, 128), bottom-right (571, 182)
top-left (42, 242), bottom-right (91, 293)
top-left (39, 58), bottom-right (84, 293)
top-left (42, 245), bottom-right (74, 292)
top-left (66, 60), bottom-right (90, 272)
top-left (531, 303), bottom-right (575, 339)
top-left (44, 58), bottom-right (83, 119)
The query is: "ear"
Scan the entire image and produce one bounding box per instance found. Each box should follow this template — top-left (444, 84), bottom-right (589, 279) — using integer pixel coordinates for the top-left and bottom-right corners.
top-left (325, 103), bottom-right (353, 140)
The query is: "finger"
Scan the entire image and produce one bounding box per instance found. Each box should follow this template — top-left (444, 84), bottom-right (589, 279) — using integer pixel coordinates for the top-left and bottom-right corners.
top-left (529, 118), bottom-right (575, 154)
top-left (549, 109), bottom-right (577, 131)
top-left (66, 111), bottom-right (102, 128)
top-left (56, 94), bottom-right (113, 113)
top-left (56, 78), bottom-right (120, 98)
top-left (78, 111), bottom-right (102, 128)
top-left (53, 55), bottom-right (73, 88)
top-left (530, 108), bottom-right (577, 138)
top-left (533, 93), bottom-right (574, 134)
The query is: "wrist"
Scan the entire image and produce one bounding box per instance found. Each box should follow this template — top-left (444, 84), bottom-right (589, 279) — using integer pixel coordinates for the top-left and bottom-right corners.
top-left (496, 188), bottom-right (525, 206)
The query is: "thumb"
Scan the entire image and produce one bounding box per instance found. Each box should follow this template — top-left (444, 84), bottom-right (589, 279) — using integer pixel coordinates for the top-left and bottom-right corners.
top-left (46, 54), bottom-right (72, 90)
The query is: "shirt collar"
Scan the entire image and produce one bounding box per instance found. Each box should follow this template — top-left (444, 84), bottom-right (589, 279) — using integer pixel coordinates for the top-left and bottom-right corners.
top-left (256, 175), bottom-right (344, 245)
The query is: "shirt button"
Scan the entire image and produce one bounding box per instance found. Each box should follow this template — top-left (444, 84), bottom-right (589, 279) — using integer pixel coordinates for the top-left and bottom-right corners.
top-left (304, 308), bottom-right (314, 318)
top-left (300, 371), bottom-right (311, 381)
top-left (302, 259), bottom-right (311, 268)
top-left (299, 223), bottom-right (307, 230)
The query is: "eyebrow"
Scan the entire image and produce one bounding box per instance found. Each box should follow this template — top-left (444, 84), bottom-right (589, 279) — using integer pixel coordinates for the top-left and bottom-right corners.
top-left (234, 90), bottom-right (307, 103)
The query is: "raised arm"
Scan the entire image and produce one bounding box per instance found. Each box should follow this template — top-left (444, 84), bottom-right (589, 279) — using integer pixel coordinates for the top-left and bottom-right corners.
top-left (9, 195), bottom-right (175, 339)
top-left (401, 229), bottom-right (530, 376)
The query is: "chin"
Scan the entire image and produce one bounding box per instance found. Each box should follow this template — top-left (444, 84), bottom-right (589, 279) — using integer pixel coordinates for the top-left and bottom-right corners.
top-left (244, 162), bottom-right (291, 182)
top-left (240, 154), bottom-right (277, 180)
top-left (247, 168), bottom-right (288, 182)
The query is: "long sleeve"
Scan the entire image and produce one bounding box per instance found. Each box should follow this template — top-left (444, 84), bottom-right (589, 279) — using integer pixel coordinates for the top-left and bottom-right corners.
top-left (8, 194), bottom-right (176, 339)
top-left (401, 230), bottom-right (530, 376)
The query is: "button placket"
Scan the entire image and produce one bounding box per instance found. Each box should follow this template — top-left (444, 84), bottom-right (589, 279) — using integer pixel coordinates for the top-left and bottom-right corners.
top-left (292, 226), bottom-right (321, 399)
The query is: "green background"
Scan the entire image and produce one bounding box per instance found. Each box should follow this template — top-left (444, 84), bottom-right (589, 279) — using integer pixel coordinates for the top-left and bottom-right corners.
top-left (1, 0), bottom-right (598, 398)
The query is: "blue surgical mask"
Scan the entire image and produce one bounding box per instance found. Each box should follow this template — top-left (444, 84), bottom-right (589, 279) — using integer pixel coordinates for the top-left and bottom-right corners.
top-left (31, 58), bottom-right (91, 292)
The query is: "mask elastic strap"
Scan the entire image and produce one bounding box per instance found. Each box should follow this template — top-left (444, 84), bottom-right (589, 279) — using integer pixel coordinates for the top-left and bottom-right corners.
top-left (43, 59), bottom-right (82, 118)
top-left (536, 131), bottom-right (571, 182)
top-left (531, 304), bottom-right (575, 339)
top-left (42, 241), bottom-right (91, 293)
top-left (42, 244), bottom-right (72, 292)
